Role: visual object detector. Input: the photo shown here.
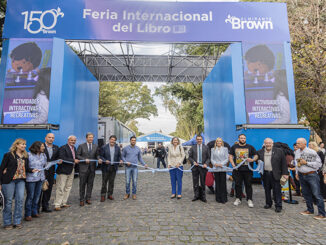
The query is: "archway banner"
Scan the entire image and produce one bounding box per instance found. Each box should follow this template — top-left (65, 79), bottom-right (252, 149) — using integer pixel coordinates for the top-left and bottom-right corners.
top-left (3, 0), bottom-right (290, 42)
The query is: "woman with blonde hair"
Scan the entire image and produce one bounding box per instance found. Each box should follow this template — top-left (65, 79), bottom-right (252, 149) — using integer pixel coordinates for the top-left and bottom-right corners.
top-left (211, 137), bottom-right (229, 203)
top-left (0, 139), bottom-right (30, 229)
top-left (309, 141), bottom-right (326, 200)
top-left (167, 137), bottom-right (185, 199)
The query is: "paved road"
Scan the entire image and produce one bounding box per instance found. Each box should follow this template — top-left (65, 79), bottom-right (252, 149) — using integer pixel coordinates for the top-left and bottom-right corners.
top-left (1, 154), bottom-right (326, 244)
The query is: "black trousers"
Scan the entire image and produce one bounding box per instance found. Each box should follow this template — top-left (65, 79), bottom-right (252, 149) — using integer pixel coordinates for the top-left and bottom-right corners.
top-left (79, 168), bottom-right (95, 201)
top-left (214, 172), bottom-right (227, 203)
top-left (101, 167), bottom-right (117, 196)
top-left (39, 169), bottom-right (55, 210)
top-left (263, 171), bottom-right (282, 208)
top-left (233, 170), bottom-right (253, 200)
top-left (192, 166), bottom-right (208, 199)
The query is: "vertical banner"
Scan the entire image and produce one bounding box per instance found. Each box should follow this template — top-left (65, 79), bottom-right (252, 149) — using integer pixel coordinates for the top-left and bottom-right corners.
top-left (243, 43), bottom-right (291, 124)
top-left (1, 39), bottom-right (53, 124)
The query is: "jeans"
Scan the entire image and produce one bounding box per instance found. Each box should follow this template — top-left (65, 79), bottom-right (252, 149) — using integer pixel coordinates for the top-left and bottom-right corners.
top-left (125, 166), bottom-right (138, 195)
top-left (157, 157), bottom-right (166, 168)
top-left (169, 166), bottom-right (183, 195)
top-left (25, 181), bottom-right (43, 217)
top-left (2, 179), bottom-right (25, 226)
top-left (299, 172), bottom-right (326, 216)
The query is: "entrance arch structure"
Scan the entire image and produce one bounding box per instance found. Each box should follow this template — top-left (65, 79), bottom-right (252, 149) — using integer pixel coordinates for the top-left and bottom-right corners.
top-left (0, 0), bottom-right (309, 157)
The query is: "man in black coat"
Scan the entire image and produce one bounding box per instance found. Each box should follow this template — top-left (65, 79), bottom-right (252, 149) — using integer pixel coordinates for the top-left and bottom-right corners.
top-left (39, 133), bottom-right (59, 212)
top-left (76, 132), bottom-right (101, 206)
top-left (154, 144), bottom-right (166, 169)
top-left (99, 135), bottom-right (122, 202)
top-left (54, 135), bottom-right (79, 211)
top-left (257, 138), bottom-right (288, 212)
top-left (188, 135), bottom-right (211, 202)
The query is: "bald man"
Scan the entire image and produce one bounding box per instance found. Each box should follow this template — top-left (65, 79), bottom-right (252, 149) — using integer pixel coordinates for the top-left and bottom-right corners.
top-left (257, 138), bottom-right (288, 212)
top-left (39, 133), bottom-right (59, 212)
top-left (295, 138), bottom-right (325, 220)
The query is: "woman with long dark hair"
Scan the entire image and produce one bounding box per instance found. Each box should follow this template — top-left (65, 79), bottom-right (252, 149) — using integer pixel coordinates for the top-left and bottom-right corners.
top-left (24, 141), bottom-right (46, 221)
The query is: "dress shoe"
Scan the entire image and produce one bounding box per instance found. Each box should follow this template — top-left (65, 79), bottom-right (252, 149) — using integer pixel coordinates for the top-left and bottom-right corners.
top-left (61, 204), bottom-right (71, 208)
top-left (201, 198), bottom-right (207, 203)
top-left (275, 207), bottom-right (282, 213)
top-left (24, 216), bottom-right (32, 221)
top-left (80, 201), bottom-right (85, 206)
top-left (100, 196), bottom-right (105, 202)
top-left (171, 194), bottom-right (176, 199)
top-left (42, 208), bottom-right (52, 213)
top-left (124, 194), bottom-right (130, 200)
top-left (4, 225), bottom-right (14, 230)
top-left (192, 197), bottom-right (199, 202)
top-left (86, 200), bottom-right (92, 205)
top-left (108, 195), bottom-right (114, 200)
top-left (132, 194), bottom-right (137, 200)
top-left (32, 214), bottom-right (40, 218)
top-left (54, 207), bottom-right (61, 211)
top-left (177, 195), bottom-right (182, 200)
top-left (264, 205), bottom-right (272, 209)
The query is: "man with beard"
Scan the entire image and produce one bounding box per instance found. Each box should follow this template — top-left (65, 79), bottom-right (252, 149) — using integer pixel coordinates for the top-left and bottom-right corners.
top-left (229, 134), bottom-right (258, 208)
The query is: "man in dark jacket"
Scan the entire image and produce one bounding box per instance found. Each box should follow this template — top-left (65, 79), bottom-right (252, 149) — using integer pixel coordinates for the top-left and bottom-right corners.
top-left (76, 132), bottom-right (101, 206)
top-left (54, 135), bottom-right (79, 211)
top-left (257, 138), bottom-right (288, 212)
top-left (39, 133), bottom-right (59, 212)
top-left (188, 135), bottom-right (211, 202)
top-left (154, 144), bottom-right (166, 169)
top-left (99, 135), bottom-right (122, 202)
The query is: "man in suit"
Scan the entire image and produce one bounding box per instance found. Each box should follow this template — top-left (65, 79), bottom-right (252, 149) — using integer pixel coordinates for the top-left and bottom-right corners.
top-left (76, 132), bottom-right (101, 206)
top-left (257, 138), bottom-right (288, 212)
top-left (188, 134), bottom-right (211, 202)
top-left (99, 135), bottom-right (122, 202)
top-left (54, 135), bottom-right (79, 211)
top-left (39, 133), bottom-right (60, 212)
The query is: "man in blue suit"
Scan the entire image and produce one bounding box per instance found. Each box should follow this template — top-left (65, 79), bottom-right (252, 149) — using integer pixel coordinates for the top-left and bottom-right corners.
top-left (99, 135), bottom-right (122, 202)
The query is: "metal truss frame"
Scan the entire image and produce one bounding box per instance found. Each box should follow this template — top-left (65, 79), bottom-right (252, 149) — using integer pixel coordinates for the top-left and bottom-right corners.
top-left (66, 41), bottom-right (225, 83)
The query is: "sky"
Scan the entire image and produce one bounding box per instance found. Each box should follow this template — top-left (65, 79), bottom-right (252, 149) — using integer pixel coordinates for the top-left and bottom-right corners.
top-left (136, 82), bottom-right (177, 135)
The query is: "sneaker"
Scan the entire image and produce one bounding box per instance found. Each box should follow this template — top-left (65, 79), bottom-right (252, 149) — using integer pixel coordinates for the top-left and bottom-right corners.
top-left (313, 215), bottom-right (326, 220)
top-left (248, 200), bottom-right (254, 208)
top-left (300, 210), bottom-right (313, 215)
top-left (233, 198), bottom-right (241, 206)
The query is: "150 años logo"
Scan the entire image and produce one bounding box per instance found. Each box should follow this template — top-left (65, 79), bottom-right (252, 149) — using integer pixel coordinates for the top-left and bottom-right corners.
top-left (225, 14), bottom-right (273, 30)
top-left (21, 8), bottom-right (64, 34)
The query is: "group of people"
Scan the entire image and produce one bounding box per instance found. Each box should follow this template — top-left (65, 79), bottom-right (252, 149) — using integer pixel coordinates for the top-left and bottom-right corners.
top-left (1, 133), bottom-right (326, 230)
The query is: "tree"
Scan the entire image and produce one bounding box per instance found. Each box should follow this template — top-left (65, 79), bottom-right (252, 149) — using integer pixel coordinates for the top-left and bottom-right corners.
top-left (126, 120), bottom-right (143, 137)
top-left (287, 0), bottom-right (326, 142)
top-left (0, 0), bottom-right (7, 57)
top-left (99, 82), bottom-right (158, 125)
top-left (155, 83), bottom-right (203, 140)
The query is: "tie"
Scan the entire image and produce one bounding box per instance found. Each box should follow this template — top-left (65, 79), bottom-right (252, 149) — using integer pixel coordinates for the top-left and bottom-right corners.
top-left (88, 143), bottom-right (92, 153)
top-left (198, 145), bottom-right (202, 163)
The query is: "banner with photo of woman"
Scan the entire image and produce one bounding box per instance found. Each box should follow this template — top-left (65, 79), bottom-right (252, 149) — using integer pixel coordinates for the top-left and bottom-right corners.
top-left (243, 43), bottom-right (291, 124)
top-left (1, 39), bottom-right (52, 124)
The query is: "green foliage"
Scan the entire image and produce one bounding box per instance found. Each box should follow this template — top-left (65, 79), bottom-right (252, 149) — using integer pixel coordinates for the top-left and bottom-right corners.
top-left (99, 82), bottom-right (158, 125)
top-left (126, 120), bottom-right (143, 137)
top-left (155, 83), bottom-right (203, 140)
top-left (0, 0), bottom-right (7, 57)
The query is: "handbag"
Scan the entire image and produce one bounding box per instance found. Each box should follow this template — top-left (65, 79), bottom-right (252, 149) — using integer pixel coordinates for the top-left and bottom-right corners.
top-left (205, 172), bottom-right (214, 187)
top-left (42, 180), bottom-right (49, 191)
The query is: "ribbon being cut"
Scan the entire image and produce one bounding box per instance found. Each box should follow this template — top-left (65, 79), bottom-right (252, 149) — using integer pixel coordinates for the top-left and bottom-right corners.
top-left (33, 159), bottom-right (264, 176)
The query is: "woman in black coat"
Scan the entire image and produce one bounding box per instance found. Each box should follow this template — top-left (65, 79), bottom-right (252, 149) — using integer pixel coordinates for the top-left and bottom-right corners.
top-left (0, 138), bottom-right (30, 230)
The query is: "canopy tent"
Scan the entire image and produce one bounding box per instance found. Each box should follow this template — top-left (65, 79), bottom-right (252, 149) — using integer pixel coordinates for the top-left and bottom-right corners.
top-left (137, 132), bottom-right (173, 142)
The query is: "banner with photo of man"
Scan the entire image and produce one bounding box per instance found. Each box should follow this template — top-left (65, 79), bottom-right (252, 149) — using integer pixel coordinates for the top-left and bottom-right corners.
top-left (243, 43), bottom-right (291, 124)
top-left (1, 39), bottom-right (52, 124)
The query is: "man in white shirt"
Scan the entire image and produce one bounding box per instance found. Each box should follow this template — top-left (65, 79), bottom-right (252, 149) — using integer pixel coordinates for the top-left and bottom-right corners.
top-left (295, 138), bottom-right (325, 220)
